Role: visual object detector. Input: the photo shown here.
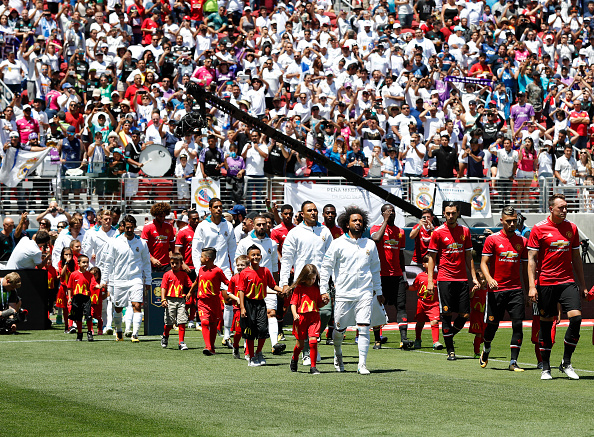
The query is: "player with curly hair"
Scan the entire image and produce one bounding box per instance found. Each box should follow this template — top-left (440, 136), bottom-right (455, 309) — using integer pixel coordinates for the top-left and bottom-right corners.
top-left (141, 202), bottom-right (176, 271)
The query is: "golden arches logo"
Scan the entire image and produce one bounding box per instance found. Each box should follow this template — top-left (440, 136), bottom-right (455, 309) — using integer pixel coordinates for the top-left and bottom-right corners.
top-left (56, 297), bottom-right (63, 305)
top-left (199, 280), bottom-right (215, 296)
top-left (168, 284), bottom-right (184, 298)
top-left (299, 300), bottom-right (317, 313)
top-left (473, 302), bottom-right (485, 313)
top-left (249, 283), bottom-right (263, 299)
top-left (74, 283), bottom-right (89, 296)
top-left (91, 294), bottom-right (99, 304)
top-left (471, 322), bottom-right (482, 331)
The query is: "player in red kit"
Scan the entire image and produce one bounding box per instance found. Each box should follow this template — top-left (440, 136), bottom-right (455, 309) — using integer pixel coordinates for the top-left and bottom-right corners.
top-left (223, 255), bottom-right (250, 359)
top-left (427, 202), bottom-right (479, 360)
top-left (189, 247), bottom-right (229, 355)
top-left (58, 246), bottom-right (78, 333)
top-left (161, 253), bottom-right (193, 350)
top-left (480, 206), bottom-right (528, 371)
top-left (174, 209), bottom-right (200, 280)
top-left (288, 264), bottom-right (325, 374)
top-left (67, 254), bottom-right (97, 342)
top-left (141, 202), bottom-right (176, 271)
top-left (238, 245), bottom-right (283, 367)
top-left (371, 204), bottom-right (409, 349)
top-left (528, 194), bottom-right (587, 380)
top-left (410, 256), bottom-right (442, 350)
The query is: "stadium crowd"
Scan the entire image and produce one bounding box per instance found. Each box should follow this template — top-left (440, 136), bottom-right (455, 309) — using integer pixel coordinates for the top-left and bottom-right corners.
top-left (0, 0), bottom-right (594, 211)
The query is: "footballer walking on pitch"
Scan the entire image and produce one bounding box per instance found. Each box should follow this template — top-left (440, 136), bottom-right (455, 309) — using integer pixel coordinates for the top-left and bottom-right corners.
top-left (480, 206), bottom-right (528, 372)
top-left (527, 194), bottom-right (588, 380)
top-left (103, 215), bottom-right (152, 342)
top-left (427, 202), bottom-right (479, 361)
top-left (320, 206), bottom-right (383, 375)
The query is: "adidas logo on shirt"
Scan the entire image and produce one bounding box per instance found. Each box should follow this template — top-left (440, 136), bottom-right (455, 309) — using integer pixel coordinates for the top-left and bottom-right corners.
top-left (499, 244), bottom-right (504, 248)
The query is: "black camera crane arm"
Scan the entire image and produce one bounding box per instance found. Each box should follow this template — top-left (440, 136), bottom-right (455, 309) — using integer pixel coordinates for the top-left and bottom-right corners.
top-left (177, 83), bottom-right (423, 219)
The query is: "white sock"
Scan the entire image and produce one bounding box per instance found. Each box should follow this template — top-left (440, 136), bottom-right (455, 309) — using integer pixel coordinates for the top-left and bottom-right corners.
top-left (358, 326), bottom-right (370, 367)
top-left (333, 329), bottom-right (345, 356)
top-left (268, 317), bottom-right (278, 347)
top-left (125, 304), bottom-right (133, 332)
top-left (132, 312), bottom-right (142, 336)
top-left (113, 312), bottom-right (122, 333)
top-left (223, 305), bottom-right (233, 340)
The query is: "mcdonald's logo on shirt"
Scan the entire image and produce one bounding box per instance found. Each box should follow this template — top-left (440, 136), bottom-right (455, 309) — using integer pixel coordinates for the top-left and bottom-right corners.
top-left (168, 284), bottom-right (184, 298)
top-left (73, 283), bottom-right (89, 296)
top-left (299, 300), bottom-right (318, 313)
top-left (246, 283), bottom-right (264, 300)
top-left (198, 280), bottom-right (215, 298)
top-left (91, 294), bottom-right (99, 304)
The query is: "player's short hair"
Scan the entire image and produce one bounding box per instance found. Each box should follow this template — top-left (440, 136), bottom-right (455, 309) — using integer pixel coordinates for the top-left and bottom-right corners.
top-left (69, 217), bottom-right (82, 227)
top-left (187, 209), bottom-right (199, 217)
top-left (170, 253), bottom-right (184, 263)
top-left (78, 254), bottom-right (89, 262)
top-left (443, 201), bottom-right (459, 213)
top-left (380, 204), bottom-right (394, 213)
top-left (235, 254), bottom-right (249, 266)
top-left (337, 205), bottom-right (369, 234)
top-left (501, 205), bottom-right (516, 216)
top-left (323, 204), bottom-right (336, 211)
top-left (69, 239), bottom-right (81, 249)
top-left (4, 272), bottom-right (21, 288)
top-left (102, 209), bottom-right (112, 217)
top-left (246, 244), bottom-right (261, 255)
top-left (122, 215), bottom-right (137, 227)
top-left (202, 247), bottom-right (217, 259)
top-left (150, 202), bottom-right (171, 217)
top-left (281, 204), bottom-right (293, 213)
top-left (209, 197), bottom-right (223, 208)
top-left (253, 214), bottom-right (267, 223)
top-left (422, 255), bottom-right (430, 264)
top-left (301, 200), bottom-right (316, 212)
top-left (89, 266), bottom-right (101, 281)
top-left (421, 208), bottom-right (433, 216)
top-left (34, 230), bottom-right (50, 245)
top-left (549, 193), bottom-right (566, 207)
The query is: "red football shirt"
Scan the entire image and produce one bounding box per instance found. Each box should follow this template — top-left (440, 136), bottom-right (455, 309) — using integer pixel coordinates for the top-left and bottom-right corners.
top-left (175, 225), bottom-right (195, 268)
top-left (196, 265), bottom-right (229, 298)
top-left (324, 224), bottom-right (344, 240)
top-left (58, 258), bottom-right (78, 286)
top-left (227, 274), bottom-right (241, 308)
top-left (270, 222), bottom-right (294, 255)
top-left (238, 266), bottom-right (276, 300)
top-left (527, 217), bottom-right (580, 286)
top-left (412, 224), bottom-right (433, 264)
top-left (428, 224), bottom-right (472, 281)
top-left (290, 284), bottom-right (324, 313)
top-left (411, 271), bottom-right (436, 303)
top-left (141, 220), bottom-right (176, 265)
top-left (43, 264), bottom-right (58, 290)
top-left (161, 269), bottom-right (193, 298)
top-left (482, 230), bottom-right (527, 292)
top-left (570, 110), bottom-right (588, 137)
top-left (67, 270), bottom-right (97, 296)
top-left (370, 224), bottom-right (405, 276)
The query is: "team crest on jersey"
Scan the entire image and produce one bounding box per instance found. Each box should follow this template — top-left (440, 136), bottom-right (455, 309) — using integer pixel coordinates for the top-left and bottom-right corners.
top-left (460, 234), bottom-right (465, 242)
top-left (366, 249), bottom-right (370, 256)
top-left (165, 229), bottom-right (169, 234)
top-left (488, 316), bottom-right (494, 321)
top-left (224, 231), bottom-right (228, 236)
top-left (268, 248), bottom-right (271, 254)
top-left (136, 247), bottom-right (139, 252)
top-left (515, 244), bottom-right (523, 252)
top-left (443, 305), bottom-right (448, 312)
top-left (540, 309), bottom-right (546, 315)
top-left (322, 236), bottom-right (326, 241)
top-left (566, 231), bottom-right (573, 239)
top-left (336, 321), bottom-right (340, 328)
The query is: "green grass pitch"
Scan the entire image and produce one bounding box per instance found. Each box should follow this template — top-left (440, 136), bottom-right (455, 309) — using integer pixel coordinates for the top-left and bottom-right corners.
top-left (2, 325), bottom-right (594, 436)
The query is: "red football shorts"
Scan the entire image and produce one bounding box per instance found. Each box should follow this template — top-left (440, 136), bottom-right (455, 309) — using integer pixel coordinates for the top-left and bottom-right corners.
top-left (198, 296), bottom-right (222, 324)
top-left (232, 307), bottom-right (241, 333)
top-left (55, 285), bottom-right (67, 309)
top-left (531, 316), bottom-right (557, 344)
top-left (292, 312), bottom-right (321, 340)
top-left (91, 303), bottom-right (102, 320)
top-left (416, 299), bottom-right (440, 323)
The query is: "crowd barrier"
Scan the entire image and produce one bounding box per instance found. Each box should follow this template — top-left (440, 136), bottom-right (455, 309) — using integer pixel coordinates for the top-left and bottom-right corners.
top-left (0, 171), bottom-right (587, 216)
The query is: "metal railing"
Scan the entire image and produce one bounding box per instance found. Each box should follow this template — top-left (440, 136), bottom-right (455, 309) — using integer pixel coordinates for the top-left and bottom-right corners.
top-left (0, 77), bottom-right (13, 111)
top-left (0, 172), bottom-right (587, 216)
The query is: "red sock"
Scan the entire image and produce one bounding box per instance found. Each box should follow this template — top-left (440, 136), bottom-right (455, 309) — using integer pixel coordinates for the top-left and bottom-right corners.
top-left (535, 343), bottom-right (543, 362)
top-left (473, 335), bottom-right (483, 354)
top-left (415, 322), bottom-right (424, 340)
top-left (189, 306), bottom-right (196, 321)
top-left (431, 323), bottom-right (440, 343)
top-left (233, 332), bottom-right (241, 348)
top-left (256, 337), bottom-right (266, 353)
top-left (292, 345), bottom-right (303, 361)
top-left (86, 320), bottom-right (93, 333)
top-left (246, 339), bottom-right (254, 358)
top-left (201, 320), bottom-right (211, 350)
top-left (209, 321), bottom-right (217, 350)
top-left (178, 324), bottom-right (186, 343)
top-left (77, 321), bottom-right (83, 334)
top-left (97, 318), bottom-right (103, 332)
top-left (309, 339), bottom-right (318, 368)
top-left (164, 324), bottom-right (172, 336)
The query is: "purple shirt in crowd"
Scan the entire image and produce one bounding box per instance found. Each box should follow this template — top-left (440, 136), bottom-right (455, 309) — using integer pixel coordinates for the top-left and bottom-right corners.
top-left (226, 156), bottom-right (245, 176)
top-left (510, 103), bottom-right (535, 131)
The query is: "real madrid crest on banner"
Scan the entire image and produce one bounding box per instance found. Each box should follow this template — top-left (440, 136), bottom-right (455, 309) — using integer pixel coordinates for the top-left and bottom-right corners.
top-left (415, 184), bottom-right (434, 209)
top-left (191, 177), bottom-right (221, 215)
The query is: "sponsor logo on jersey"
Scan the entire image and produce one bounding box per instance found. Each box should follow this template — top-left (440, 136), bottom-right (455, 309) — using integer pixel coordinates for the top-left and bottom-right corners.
top-left (248, 282), bottom-right (263, 299)
top-left (446, 242), bottom-right (463, 250)
top-left (549, 240), bottom-right (570, 251)
top-left (199, 280), bottom-right (215, 296)
top-left (300, 300), bottom-right (318, 313)
top-left (168, 283), bottom-right (184, 298)
top-left (73, 283), bottom-right (88, 296)
top-left (498, 251), bottom-right (519, 262)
